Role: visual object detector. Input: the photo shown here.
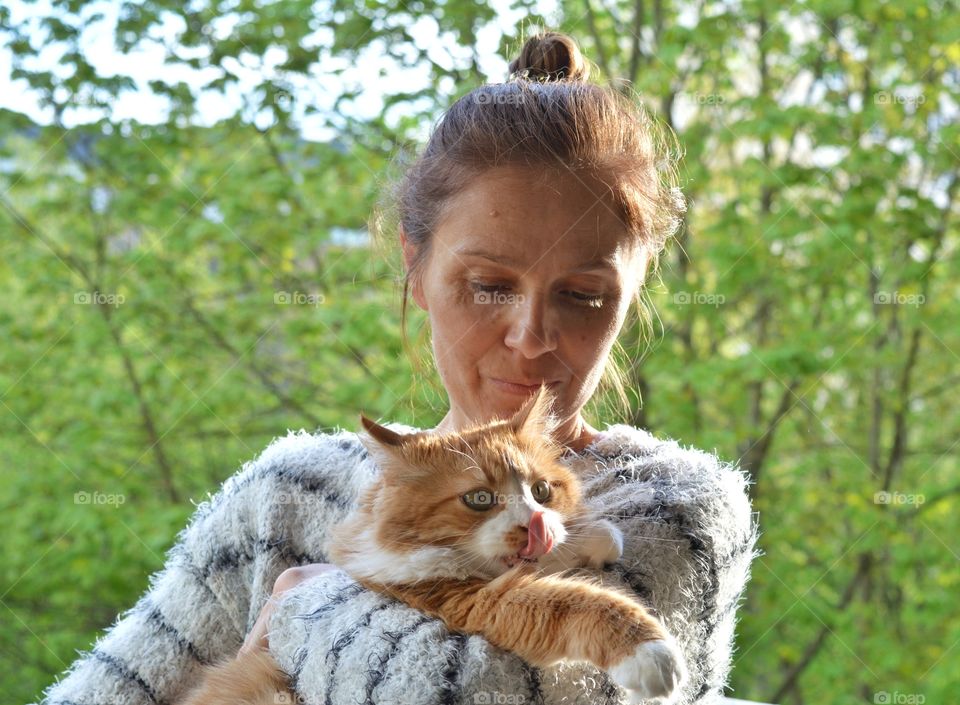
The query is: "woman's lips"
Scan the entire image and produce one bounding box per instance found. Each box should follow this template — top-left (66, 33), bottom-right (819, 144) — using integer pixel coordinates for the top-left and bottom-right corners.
top-left (490, 378), bottom-right (560, 395)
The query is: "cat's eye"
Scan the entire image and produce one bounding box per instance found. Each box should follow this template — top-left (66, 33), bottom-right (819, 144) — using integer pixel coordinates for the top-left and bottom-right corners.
top-left (531, 479), bottom-right (551, 503)
top-left (462, 489), bottom-right (497, 511)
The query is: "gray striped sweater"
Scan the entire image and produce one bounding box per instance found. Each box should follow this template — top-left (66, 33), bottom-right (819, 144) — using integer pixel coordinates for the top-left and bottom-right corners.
top-left (35, 422), bottom-right (760, 705)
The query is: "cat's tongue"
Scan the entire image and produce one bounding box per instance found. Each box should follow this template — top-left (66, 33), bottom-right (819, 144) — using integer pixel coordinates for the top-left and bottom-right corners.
top-left (519, 511), bottom-right (554, 559)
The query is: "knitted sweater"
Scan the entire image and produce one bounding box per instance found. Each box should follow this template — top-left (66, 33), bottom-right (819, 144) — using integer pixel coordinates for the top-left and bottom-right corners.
top-left (35, 422), bottom-right (759, 705)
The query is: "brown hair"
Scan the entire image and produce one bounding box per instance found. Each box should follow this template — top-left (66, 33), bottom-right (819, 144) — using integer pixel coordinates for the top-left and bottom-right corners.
top-left (370, 30), bottom-right (686, 422)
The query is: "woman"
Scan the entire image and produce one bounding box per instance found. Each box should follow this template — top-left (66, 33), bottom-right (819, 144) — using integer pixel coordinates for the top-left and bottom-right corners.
top-left (36, 31), bottom-right (758, 705)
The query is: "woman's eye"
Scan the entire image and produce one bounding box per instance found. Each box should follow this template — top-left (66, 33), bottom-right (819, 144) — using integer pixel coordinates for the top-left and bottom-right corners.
top-left (531, 479), bottom-right (551, 503)
top-left (470, 282), bottom-right (508, 293)
top-left (564, 291), bottom-right (605, 307)
top-left (468, 282), bottom-right (605, 308)
top-left (462, 489), bottom-right (497, 511)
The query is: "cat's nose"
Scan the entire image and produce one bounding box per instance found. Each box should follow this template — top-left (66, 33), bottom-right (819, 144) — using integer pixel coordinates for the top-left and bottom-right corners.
top-left (518, 510), bottom-right (554, 558)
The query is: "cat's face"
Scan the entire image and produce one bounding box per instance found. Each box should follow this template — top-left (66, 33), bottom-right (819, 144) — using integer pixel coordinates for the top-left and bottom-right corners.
top-left (358, 385), bottom-right (585, 579)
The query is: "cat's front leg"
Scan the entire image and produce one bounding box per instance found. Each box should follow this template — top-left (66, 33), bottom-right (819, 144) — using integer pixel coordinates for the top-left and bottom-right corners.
top-left (490, 570), bottom-right (686, 703)
top-left (379, 570), bottom-right (687, 704)
top-left (538, 516), bottom-right (623, 574)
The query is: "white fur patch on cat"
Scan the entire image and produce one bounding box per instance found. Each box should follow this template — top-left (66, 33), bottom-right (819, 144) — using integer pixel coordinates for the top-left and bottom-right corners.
top-left (337, 525), bottom-right (471, 583)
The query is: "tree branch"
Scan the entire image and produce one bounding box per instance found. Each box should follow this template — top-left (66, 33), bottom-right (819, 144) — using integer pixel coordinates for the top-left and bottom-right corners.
top-left (153, 257), bottom-right (324, 429)
top-left (2, 186), bottom-right (180, 502)
top-left (770, 553), bottom-right (872, 702)
top-left (627, 0), bottom-right (645, 87)
top-left (582, 0), bottom-right (611, 78)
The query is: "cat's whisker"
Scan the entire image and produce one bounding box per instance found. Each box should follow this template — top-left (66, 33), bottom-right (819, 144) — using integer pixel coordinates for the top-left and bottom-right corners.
top-left (591, 513), bottom-right (675, 521)
top-left (442, 443), bottom-right (485, 478)
top-left (444, 446), bottom-right (482, 474)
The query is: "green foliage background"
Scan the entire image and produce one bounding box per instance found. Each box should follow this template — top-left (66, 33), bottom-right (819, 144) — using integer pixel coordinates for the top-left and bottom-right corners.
top-left (1, 1), bottom-right (957, 703)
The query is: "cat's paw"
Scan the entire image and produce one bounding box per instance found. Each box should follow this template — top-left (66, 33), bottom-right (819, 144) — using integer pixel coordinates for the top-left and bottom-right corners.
top-left (582, 519), bottom-right (624, 568)
top-left (608, 635), bottom-right (687, 704)
top-left (537, 519), bottom-right (623, 574)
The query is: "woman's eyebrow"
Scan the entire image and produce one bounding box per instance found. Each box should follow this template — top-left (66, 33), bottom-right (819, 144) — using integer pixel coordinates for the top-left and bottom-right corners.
top-left (456, 247), bottom-right (618, 273)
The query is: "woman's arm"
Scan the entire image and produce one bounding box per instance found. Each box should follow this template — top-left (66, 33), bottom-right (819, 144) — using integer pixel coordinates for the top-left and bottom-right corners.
top-left (584, 436), bottom-right (761, 702)
top-left (32, 430), bottom-right (345, 705)
top-left (240, 564), bottom-right (339, 655)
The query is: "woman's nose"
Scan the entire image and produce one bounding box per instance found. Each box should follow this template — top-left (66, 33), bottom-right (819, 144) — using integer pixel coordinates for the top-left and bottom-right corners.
top-left (503, 294), bottom-right (557, 358)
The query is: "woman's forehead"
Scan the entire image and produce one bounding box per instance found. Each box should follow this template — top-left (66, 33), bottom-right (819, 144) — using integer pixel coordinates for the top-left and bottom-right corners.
top-left (437, 227), bottom-right (639, 282)
top-left (432, 166), bottom-right (638, 265)
top-left (444, 164), bottom-right (623, 221)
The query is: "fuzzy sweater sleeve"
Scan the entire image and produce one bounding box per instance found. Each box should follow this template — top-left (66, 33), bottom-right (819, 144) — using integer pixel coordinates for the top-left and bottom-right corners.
top-left (32, 430), bottom-right (351, 705)
top-left (266, 424), bottom-right (760, 705)
top-left (577, 426), bottom-right (762, 702)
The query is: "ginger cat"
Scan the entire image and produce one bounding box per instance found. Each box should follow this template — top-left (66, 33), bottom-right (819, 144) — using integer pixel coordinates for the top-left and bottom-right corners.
top-left (178, 385), bottom-right (687, 704)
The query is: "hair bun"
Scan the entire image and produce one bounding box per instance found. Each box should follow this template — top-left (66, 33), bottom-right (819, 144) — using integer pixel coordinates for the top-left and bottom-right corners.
top-left (508, 31), bottom-right (590, 83)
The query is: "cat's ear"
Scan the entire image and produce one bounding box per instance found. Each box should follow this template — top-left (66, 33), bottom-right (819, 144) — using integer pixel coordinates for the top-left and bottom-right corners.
top-left (358, 414), bottom-right (413, 479)
top-left (359, 414), bottom-right (407, 448)
top-left (509, 383), bottom-right (561, 439)
top-left (357, 414), bottom-right (404, 468)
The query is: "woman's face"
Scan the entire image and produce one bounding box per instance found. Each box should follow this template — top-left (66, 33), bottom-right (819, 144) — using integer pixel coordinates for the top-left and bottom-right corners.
top-left (402, 164), bottom-right (647, 437)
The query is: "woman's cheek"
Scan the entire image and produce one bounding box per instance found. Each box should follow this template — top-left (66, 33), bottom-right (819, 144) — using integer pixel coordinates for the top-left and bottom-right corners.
top-left (564, 314), bottom-right (620, 368)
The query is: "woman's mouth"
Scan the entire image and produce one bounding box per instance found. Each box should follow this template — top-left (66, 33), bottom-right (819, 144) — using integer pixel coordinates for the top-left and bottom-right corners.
top-left (490, 378), bottom-right (560, 395)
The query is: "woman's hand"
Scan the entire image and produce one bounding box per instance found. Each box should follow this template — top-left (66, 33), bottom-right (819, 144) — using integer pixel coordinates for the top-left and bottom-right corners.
top-left (239, 563), bottom-right (339, 656)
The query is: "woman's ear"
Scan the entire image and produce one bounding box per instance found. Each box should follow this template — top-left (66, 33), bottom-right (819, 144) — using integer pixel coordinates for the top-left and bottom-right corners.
top-left (399, 225), bottom-right (428, 311)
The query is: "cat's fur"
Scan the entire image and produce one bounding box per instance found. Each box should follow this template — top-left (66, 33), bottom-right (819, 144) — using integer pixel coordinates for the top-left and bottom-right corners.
top-left (178, 386), bottom-right (686, 704)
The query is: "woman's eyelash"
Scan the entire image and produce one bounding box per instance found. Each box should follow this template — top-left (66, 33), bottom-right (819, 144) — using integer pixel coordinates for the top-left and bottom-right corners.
top-left (471, 283), bottom-right (505, 292)
top-left (567, 290), bottom-right (605, 305)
